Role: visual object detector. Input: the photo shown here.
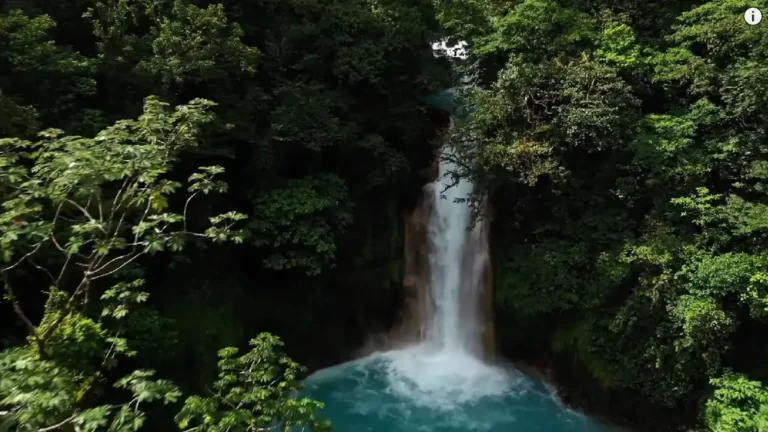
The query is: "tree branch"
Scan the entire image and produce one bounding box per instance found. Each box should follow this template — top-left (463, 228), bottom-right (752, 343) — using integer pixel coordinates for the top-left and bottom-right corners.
top-left (64, 199), bottom-right (102, 231)
top-left (50, 233), bottom-right (66, 252)
top-left (183, 191), bottom-right (199, 231)
top-left (90, 250), bottom-right (147, 281)
top-left (109, 178), bottom-right (131, 223)
top-left (90, 251), bottom-right (138, 277)
top-left (37, 414), bottom-right (78, 432)
top-left (1, 273), bottom-right (44, 354)
top-left (1, 241), bottom-right (44, 273)
top-left (134, 198), bottom-right (153, 250)
top-left (28, 257), bottom-right (57, 287)
top-left (56, 253), bottom-right (72, 287)
top-left (97, 192), bottom-right (104, 222)
top-left (114, 180), bottom-right (139, 214)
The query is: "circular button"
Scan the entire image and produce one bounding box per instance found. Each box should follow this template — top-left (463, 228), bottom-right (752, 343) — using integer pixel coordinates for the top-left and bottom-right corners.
top-left (745, 8), bottom-right (762, 25)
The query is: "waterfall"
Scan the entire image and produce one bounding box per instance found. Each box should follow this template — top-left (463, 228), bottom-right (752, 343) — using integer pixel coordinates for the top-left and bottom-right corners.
top-left (419, 38), bottom-right (494, 357)
top-left (300, 37), bottom-right (611, 432)
top-left (424, 146), bottom-right (492, 357)
top-left (301, 139), bottom-right (610, 432)
top-left (351, 37), bottom-right (505, 401)
top-left (363, 139), bottom-right (509, 406)
top-left (381, 38), bottom-right (495, 358)
top-left (389, 123), bottom-right (494, 363)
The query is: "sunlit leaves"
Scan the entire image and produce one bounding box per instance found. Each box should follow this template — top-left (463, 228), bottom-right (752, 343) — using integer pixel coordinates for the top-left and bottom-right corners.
top-left (115, 370), bottom-right (181, 404)
top-left (651, 47), bottom-right (716, 94)
top-left (0, 317), bottom-right (181, 431)
top-left (476, 138), bottom-right (561, 185)
top-left (472, 0), bottom-right (595, 59)
top-left (0, 348), bottom-right (81, 431)
top-left (452, 53), bottom-right (638, 189)
top-left (0, 95), bottom-right (246, 269)
top-left (743, 273), bottom-right (768, 319)
top-left (0, 95), bottom-right (248, 432)
top-left (635, 114), bottom-right (707, 185)
top-left (721, 60), bottom-right (768, 118)
top-left (205, 211), bottom-right (247, 244)
top-left (706, 373), bottom-right (768, 432)
top-left (680, 252), bottom-right (768, 297)
top-left (110, 406), bottom-right (145, 432)
top-left (668, 295), bottom-right (736, 373)
top-left (670, 0), bottom-right (768, 61)
top-left (175, 333), bottom-right (331, 432)
top-left (101, 280), bottom-right (149, 320)
top-left (557, 58), bottom-right (640, 151)
top-left (595, 23), bottom-right (645, 70)
top-left (73, 406), bottom-right (111, 432)
top-left (189, 166), bottom-right (229, 194)
top-left (434, 0), bottom-right (493, 41)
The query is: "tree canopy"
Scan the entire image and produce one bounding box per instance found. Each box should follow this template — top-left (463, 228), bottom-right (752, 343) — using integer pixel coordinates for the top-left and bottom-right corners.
top-left (3, 0), bottom-right (768, 430)
top-left (437, 0), bottom-right (768, 429)
top-left (0, 0), bottom-right (448, 430)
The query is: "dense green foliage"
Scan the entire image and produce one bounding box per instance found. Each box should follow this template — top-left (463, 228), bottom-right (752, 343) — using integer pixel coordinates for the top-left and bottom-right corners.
top-left (0, 0), bottom-right (447, 430)
top-left (0, 95), bottom-right (330, 431)
top-left (437, 0), bottom-right (768, 429)
top-left (175, 334), bottom-right (331, 432)
top-left (3, 0), bottom-right (768, 430)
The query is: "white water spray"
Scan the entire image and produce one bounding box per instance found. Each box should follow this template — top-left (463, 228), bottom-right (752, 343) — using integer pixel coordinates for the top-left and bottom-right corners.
top-left (378, 143), bottom-right (518, 406)
top-left (423, 38), bottom-right (489, 355)
top-left (374, 39), bottom-right (516, 403)
top-left (425, 147), bottom-right (485, 354)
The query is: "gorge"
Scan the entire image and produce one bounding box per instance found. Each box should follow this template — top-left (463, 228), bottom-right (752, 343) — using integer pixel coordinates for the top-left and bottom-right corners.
top-left (3, 1), bottom-right (767, 431)
top-left (301, 145), bottom-right (611, 431)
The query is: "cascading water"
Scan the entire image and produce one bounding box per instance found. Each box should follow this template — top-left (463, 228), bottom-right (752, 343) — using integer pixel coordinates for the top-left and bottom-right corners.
top-left (301, 142), bottom-right (611, 431)
top-left (366, 147), bottom-right (511, 406)
top-left (425, 148), bottom-right (482, 354)
top-left (299, 40), bottom-right (611, 432)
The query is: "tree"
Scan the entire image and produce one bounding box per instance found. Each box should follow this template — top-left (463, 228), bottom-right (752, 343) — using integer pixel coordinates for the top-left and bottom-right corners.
top-left (176, 334), bottom-right (331, 432)
top-left (0, 9), bottom-right (98, 137)
top-left (250, 174), bottom-right (353, 276)
top-left (437, 0), bottom-right (768, 427)
top-left (0, 96), bottom-right (247, 431)
top-left (706, 373), bottom-right (768, 432)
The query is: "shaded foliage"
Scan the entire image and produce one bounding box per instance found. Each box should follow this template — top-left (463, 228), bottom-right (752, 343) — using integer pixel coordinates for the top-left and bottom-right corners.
top-left (0, 0), bottom-right (448, 430)
top-left (438, 0), bottom-right (768, 429)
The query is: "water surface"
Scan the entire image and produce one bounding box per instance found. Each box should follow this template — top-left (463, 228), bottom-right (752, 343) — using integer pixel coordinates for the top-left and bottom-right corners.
top-left (303, 346), bottom-right (610, 432)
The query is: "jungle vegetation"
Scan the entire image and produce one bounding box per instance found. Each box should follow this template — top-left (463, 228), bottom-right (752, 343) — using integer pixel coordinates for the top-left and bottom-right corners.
top-left (1, 0), bottom-right (768, 431)
top-left (440, 0), bottom-right (768, 430)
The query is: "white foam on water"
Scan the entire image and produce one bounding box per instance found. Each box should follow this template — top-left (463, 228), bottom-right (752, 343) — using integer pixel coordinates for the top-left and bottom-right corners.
top-left (382, 346), bottom-right (528, 408)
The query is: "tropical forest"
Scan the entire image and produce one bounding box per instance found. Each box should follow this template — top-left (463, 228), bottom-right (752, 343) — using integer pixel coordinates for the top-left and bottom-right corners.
top-left (1, 0), bottom-right (768, 431)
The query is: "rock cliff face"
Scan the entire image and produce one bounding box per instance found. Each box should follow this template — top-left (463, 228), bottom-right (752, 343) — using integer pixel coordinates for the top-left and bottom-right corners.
top-left (395, 184), bottom-right (435, 347)
top-left (360, 162), bottom-right (437, 354)
top-left (462, 213), bottom-right (495, 358)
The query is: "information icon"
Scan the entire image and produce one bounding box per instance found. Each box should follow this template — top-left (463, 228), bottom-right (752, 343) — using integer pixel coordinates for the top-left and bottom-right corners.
top-left (745, 8), bottom-right (762, 25)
